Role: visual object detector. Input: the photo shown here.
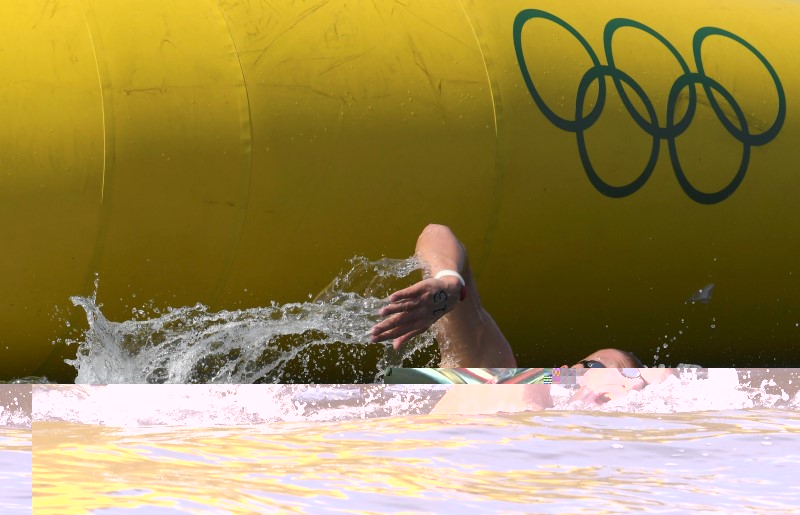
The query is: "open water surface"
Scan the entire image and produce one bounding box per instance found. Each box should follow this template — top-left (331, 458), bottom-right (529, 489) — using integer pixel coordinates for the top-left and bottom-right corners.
top-left (1, 385), bottom-right (32, 515)
top-left (0, 429), bottom-right (30, 515)
top-left (4, 260), bottom-right (800, 513)
top-left (29, 373), bottom-right (800, 514)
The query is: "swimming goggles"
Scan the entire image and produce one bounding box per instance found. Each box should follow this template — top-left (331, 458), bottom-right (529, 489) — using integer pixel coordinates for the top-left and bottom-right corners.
top-left (578, 361), bottom-right (648, 383)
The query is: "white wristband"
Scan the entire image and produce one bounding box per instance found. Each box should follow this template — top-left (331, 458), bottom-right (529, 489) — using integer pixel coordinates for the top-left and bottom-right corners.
top-left (434, 270), bottom-right (465, 287)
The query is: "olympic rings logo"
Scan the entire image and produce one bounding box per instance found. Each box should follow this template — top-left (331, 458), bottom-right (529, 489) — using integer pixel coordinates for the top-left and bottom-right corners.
top-left (513, 10), bottom-right (786, 204)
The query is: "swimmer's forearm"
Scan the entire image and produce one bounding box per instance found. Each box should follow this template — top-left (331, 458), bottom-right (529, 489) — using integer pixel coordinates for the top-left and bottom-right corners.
top-left (371, 224), bottom-right (467, 348)
top-left (415, 224), bottom-right (515, 367)
top-left (435, 306), bottom-right (516, 367)
top-left (375, 223), bottom-right (515, 367)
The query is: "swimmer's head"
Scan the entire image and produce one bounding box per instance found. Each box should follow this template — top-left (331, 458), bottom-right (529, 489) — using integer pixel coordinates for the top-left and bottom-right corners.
top-left (565, 349), bottom-right (676, 405)
top-left (571, 348), bottom-right (644, 369)
top-left (556, 348), bottom-right (645, 369)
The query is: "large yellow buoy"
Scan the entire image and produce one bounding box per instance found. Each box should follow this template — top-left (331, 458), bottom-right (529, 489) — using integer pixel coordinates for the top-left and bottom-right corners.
top-left (1, 0), bottom-right (797, 380)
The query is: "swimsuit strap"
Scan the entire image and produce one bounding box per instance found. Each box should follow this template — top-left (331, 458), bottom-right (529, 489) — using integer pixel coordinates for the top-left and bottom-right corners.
top-left (383, 368), bottom-right (551, 384)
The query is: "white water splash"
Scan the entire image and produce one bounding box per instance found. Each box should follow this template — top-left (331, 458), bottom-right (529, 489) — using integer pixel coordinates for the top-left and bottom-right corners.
top-left (32, 384), bottom-right (446, 426)
top-left (0, 387), bottom-right (31, 428)
top-left (550, 368), bottom-right (800, 413)
top-left (31, 370), bottom-right (800, 427)
top-left (0, 409), bottom-right (30, 429)
top-left (64, 257), bottom-right (436, 384)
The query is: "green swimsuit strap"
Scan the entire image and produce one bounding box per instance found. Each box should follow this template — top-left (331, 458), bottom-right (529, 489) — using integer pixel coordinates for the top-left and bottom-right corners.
top-left (383, 368), bottom-right (551, 384)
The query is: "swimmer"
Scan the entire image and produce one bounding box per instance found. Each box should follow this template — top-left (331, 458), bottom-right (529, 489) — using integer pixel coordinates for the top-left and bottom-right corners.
top-left (370, 224), bottom-right (675, 414)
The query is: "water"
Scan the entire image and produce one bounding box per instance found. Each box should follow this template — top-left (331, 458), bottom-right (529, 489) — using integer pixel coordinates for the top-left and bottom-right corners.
top-left (1, 386), bottom-right (32, 515)
top-left (27, 373), bottom-right (800, 514)
top-left (0, 429), bottom-right (30, 515)
top-left (60, 257), bottom-right (438, 384)
top-left (6, 259), bottom-right (800, 513)
top-left (6, 256), bottom-right (782, 384)
top-left (32, 411), bottom-right (800, 515)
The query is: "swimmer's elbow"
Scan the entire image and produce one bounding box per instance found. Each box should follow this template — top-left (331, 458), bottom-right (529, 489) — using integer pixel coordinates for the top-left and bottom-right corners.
top-left (420, 223), bottom-right (455, 239)
top-left (417, 224), bottom-right (463, 256)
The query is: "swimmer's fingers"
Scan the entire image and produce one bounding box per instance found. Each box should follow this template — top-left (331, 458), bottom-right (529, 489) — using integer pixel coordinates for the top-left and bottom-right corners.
top-left (379, 298), bottom-right (422, 317)
top-left (387, 277), bottom-right (457, 303)
top-left (371, 278), bottom-right (460, 346)
top-left (370, 310), bottom-right (429, 343)
top-left (372, 323), bottom-right (427, 350)
top-left (377, 281), bottom-right (440, 322)
top-left (371, 299), bottom-right (440, 345)
top-left (391, 328), bottom-right (428, 350)
top-left (387, 281), bottom-right (430, 303)
top-left (385, 278), bottom-right (459, 315)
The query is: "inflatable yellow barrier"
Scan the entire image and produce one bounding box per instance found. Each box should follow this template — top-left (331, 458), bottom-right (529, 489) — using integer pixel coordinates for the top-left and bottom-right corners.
top-left (1, 0), bottom-right (797, 380)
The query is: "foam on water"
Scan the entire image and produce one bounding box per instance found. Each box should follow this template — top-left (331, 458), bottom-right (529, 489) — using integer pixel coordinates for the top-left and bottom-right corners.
top-left (551, 368), bottom-right (800, 412)
top-left (32, 385), bottom-right (446, 426)
top-left (31, 406), bottom-right (800, 514)
top-left (31, 370), bottom-right (800, 427)
top-left (64, 257), bottom-right (437, 384)
top-left (0, 409), bottom-right (30, 429)
top-left (0, 387), bottom-right (31, 429)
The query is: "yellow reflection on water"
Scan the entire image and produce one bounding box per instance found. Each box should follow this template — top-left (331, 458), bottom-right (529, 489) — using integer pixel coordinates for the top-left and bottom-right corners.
top-left (32, 415), bottom-right (596, 514)
top-left (1, 428), bottom-right (31, 515)
top-left (32, 409), bottom-right (800, 514)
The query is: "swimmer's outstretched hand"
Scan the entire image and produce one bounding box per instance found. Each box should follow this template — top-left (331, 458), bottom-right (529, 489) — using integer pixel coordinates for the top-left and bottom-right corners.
top-left (369, 276), bottom-right (463, 350)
